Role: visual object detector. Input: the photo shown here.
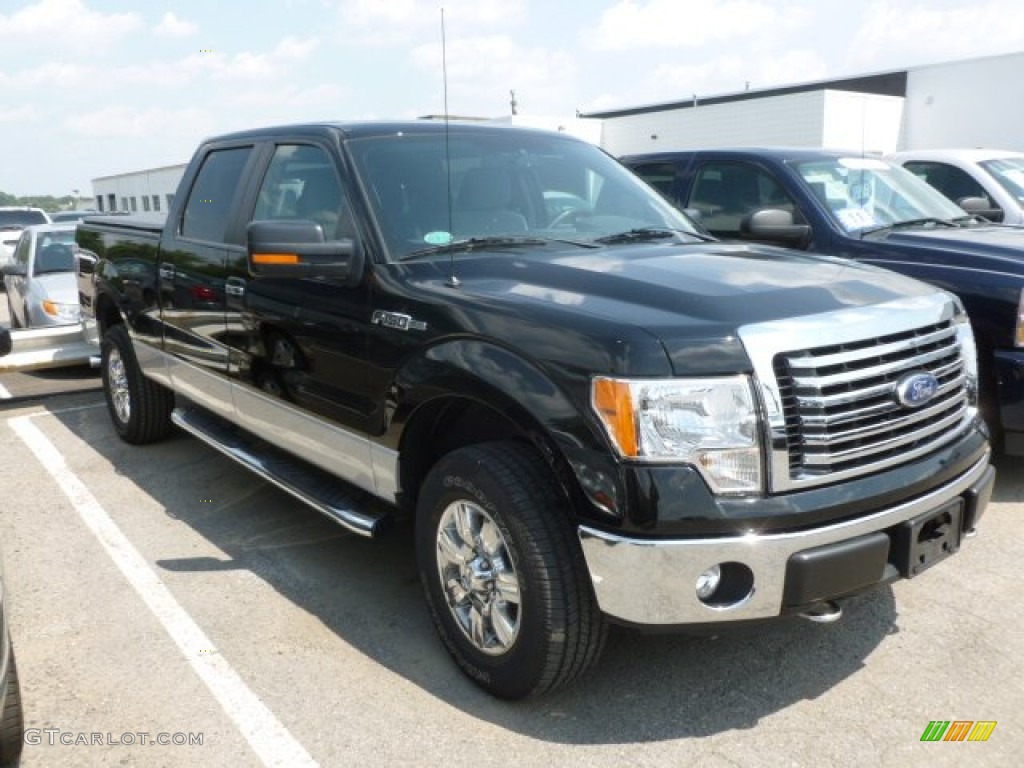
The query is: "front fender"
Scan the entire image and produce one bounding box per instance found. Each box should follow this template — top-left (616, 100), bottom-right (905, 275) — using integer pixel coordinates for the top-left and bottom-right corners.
top-left (389, 339), bottom-right (628, 525)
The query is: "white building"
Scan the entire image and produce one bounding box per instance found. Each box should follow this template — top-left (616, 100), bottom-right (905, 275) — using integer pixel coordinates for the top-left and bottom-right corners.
top-left (91, 163), bottom-right (186, 215)
top-left (582, 51), bottom-right (1024, 158)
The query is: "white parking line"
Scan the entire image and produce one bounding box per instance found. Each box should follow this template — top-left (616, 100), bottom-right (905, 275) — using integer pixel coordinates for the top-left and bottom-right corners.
top-left (0, 382), bottom-right (11, 399)
top-left (9, 415), bottom-right (320, 768)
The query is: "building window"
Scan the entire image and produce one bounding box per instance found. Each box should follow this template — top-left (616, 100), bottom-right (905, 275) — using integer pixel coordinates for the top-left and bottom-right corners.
top-left (130, 197), bottom-right (138, 212)
top-left (96, 196), bottom-right (104, 212)
top-left (121, 197), bottom-right (128, 211)
top-left (142, 196), bottom-right (151, 212)
top-left (109, 194), bottom-right (117, 211)
top-left (152, 195), bottom-right (161, 212)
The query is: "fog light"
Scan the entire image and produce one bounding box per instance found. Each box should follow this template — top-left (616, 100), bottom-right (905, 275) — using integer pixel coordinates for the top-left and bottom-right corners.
top-left (695, 565), bottom-right (722, 600)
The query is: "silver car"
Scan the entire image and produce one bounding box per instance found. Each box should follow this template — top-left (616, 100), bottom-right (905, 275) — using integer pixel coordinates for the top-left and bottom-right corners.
top-left (2, 223), bottom-right (81, 328)
top-left (0, 206), bottom-right (51, 272)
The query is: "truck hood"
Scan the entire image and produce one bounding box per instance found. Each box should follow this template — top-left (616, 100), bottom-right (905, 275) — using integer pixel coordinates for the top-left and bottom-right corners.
top-left (875, 224), bottom-right (1024, 275)
top-left (420, 241), bottom-right (941, 375)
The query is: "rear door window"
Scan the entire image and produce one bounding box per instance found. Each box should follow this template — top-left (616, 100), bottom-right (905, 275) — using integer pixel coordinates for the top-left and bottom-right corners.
top-left (180, 146), bottom-right (253, 244)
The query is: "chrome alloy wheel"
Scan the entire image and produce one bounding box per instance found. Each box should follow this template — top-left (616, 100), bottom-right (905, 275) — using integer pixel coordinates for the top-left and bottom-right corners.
top-left (107, 347), bottom-right (131, 424)
top-left (435, 500), bottom-right (522, 655)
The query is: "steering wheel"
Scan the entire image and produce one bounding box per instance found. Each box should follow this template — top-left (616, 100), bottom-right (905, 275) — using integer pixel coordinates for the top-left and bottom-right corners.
top-left (548, 208), bottom-right (581, 229)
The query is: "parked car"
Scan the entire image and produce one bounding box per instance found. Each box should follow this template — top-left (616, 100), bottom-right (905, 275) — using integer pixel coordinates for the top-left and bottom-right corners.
top-left (0, 552), bottom-right (24, 766)
top-left (2, 223), bottom-right (81, 328)
top-left (0, 206), bottom-right (51, 275)
top-left (621, 148), bottom-right (1024, 454)
top-left (49, 209), bottom-right (99, 223)
top-left (889, 148), bottom-right (1024, 225)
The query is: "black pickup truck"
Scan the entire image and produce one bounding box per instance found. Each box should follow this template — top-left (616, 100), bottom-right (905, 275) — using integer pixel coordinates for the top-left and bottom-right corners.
top-left (622, 149), bottom-right (1024, 455)
top-left (76, 122), bottom-right (994, 698)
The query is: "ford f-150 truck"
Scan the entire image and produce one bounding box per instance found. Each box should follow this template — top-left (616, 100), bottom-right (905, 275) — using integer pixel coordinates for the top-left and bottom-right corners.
top-left (621, 148), bottom-right (1024, 455)
top-left (76, 122), bottom-right (994, 699)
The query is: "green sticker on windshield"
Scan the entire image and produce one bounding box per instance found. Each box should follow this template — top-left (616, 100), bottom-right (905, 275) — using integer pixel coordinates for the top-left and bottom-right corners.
top-left (424, 231), bottom-right (453, 245)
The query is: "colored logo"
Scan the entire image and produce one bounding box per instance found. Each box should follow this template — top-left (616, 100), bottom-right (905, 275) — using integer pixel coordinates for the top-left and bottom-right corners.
top-left (895, 371), bottom-right (939, 408)
top-left (920, 720), bottom-right (997, 742)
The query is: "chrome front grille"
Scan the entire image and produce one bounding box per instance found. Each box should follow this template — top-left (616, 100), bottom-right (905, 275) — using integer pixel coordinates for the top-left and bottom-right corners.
top-left (773, 319), bottom-right (968, 479)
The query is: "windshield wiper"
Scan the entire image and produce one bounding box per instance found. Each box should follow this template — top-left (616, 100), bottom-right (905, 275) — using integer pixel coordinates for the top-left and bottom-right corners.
top-left (593, 226), bottom-right (713, 245)
top-left (401, 236), bottom-right (550, 261)
top-left (861, 217), bottom-right (959, 236)
top-left (400, 235), bottom-right (606, 260)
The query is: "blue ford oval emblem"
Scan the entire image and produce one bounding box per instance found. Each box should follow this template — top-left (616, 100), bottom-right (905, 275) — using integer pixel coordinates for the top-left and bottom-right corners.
top-left (895, 372), bottom-right (939, 408)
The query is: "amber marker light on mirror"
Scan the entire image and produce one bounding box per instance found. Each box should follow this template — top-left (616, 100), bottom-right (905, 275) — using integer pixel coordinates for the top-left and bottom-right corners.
top-left (591, 377), bottom-right (638, 457)
top-left (252, 253), bottom-right (299, 265)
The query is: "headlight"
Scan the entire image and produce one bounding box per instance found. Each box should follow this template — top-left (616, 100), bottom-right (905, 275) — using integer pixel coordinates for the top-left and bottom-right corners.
top-left (951, 296), bottom-right (980, 405)
top-left (1016, 287), bottom-right (1024, 348)
top-left (591, 375), bottom-right (763, 494)
top-left (41, 300), bottom-right (80, 323)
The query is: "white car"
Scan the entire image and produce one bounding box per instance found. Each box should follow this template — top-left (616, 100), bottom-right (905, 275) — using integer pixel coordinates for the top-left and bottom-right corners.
top-left (2, 223), bottom-right (81, 328)
top-left (0, 206), bottom-right (51, 273)
top-left (889, 148), bottom-right (1024, 225)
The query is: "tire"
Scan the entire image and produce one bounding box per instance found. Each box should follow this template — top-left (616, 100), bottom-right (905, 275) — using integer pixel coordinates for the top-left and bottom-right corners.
top-left (0, 644), bottom-right (24, 766)
top-left (101, 324), bottom-right (174, 444)
top-left (416, 442), bottom-right (606, 699)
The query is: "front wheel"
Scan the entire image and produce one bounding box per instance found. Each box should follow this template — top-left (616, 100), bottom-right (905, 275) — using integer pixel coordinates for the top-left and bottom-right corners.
top-left (101, 324), bottom-right (174, 444)
top-left (416, 442), bottom-right (606, 699)
top-left (0, 645), bottom-right (24, 766)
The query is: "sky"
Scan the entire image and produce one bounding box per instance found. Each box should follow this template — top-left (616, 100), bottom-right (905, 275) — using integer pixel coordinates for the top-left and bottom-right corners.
top-left (3, 0), bottom-right (1024, 197)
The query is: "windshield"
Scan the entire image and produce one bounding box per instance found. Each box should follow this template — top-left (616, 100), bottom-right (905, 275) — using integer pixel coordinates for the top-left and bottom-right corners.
top-left (980, 157), bottom-right (1024, 206)
top-left (32, 231), bottom-right (77, 274)
top-left (793, 156), bottom-right (967, 233)
top-left (0, 209), bottom-right (48, 228)
top-left (346, 128), bottom-right (701, 261)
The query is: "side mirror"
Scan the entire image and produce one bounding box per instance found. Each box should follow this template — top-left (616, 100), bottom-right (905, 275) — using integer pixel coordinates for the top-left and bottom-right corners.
top-left (246, 220), bottom-right (364, 285)
top-left (740, 208), bottom-right (812, 248)
top-left (0, 327), bottom-right (11, 357)
top-left (1, 263), bottom-right (27, 278)
top-left (957, 196), bottom-right (1004, 223)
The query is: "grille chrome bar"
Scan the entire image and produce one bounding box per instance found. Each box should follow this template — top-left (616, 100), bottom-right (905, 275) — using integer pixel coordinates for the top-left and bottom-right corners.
top-left (787, 344), bottom-right (958, 390)
top-left (800, 404), bottom-right (967, 466)
top-left (784, 325), bottom-right (957, 370)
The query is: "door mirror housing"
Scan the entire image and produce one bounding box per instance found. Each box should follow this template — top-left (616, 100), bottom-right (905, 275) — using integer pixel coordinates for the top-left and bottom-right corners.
top-left (956, 196), bottom-right (1004, 223)
top-left (247, 220), bottom-right (364, 285)
top-left (740, 208), bottom-right (812, 248)
top-left (1, 263), bottom-right (27, 278)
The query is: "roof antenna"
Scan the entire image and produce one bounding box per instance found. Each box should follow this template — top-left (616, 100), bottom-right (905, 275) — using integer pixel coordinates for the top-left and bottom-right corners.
top-left (441, 7), bottom-right (459, 288)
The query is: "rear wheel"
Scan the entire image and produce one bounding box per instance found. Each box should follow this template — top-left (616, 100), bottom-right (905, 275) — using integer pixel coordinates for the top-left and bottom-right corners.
top-left (101, 324), bottom-right (174, 444)
top-left (416, 442), bottom-right (606, 699)
top-left (0, 644), bottom-right (24, 766)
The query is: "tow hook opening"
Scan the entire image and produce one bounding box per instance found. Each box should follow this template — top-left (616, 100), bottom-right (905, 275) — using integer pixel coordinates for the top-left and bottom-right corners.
top-left (799, 600), bottom-right (843, 623)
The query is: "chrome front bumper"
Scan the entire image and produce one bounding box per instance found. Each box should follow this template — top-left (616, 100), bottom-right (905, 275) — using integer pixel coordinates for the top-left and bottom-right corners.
top-left (578, 453), bottom-right (992, 626)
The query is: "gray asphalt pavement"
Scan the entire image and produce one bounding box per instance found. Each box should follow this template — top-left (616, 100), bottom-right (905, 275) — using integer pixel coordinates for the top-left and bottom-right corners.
top-left (0, 387), bottom-right (1021, 767)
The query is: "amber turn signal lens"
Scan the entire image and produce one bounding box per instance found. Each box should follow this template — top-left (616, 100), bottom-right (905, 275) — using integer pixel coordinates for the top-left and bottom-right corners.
top-left (592, 377), bottom-right (638, 457)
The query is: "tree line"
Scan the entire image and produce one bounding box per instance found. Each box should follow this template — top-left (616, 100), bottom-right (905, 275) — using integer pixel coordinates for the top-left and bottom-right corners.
top-left (0, 190), bottom-right (89, 213)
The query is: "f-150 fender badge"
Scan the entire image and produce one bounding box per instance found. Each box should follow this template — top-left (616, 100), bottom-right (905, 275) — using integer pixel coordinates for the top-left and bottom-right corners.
top-left (371, 310), bottom-right (427, 331)
top-left (894, 371), bottom-right (939, 408)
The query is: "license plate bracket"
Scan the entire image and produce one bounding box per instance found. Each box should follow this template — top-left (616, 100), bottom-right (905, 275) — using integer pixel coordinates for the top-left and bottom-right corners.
top-left (894, 499), bottom-right (964, 578)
